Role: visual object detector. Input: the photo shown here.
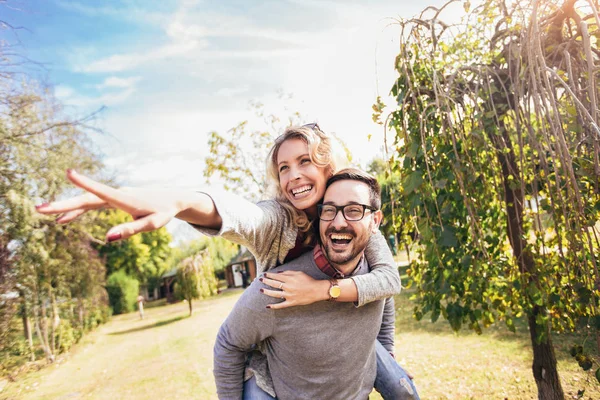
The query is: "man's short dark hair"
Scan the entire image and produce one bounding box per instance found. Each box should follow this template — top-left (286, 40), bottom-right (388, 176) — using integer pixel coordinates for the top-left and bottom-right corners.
top-left (326, 168), bottom-right (381, 209)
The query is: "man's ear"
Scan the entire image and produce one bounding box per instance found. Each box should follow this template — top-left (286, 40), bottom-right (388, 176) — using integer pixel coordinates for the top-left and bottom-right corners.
top-left (371, 210), bottom-right (383, 232)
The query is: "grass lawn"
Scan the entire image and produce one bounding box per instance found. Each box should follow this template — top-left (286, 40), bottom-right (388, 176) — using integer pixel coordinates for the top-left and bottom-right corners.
top-left (2, 285), bottom-right (599, 400)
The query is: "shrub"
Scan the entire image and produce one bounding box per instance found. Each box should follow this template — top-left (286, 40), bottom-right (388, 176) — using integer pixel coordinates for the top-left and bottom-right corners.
top-left (106, 271), bottom-right (139, 315)
top-left (55, 320), bottom-right (76, 354)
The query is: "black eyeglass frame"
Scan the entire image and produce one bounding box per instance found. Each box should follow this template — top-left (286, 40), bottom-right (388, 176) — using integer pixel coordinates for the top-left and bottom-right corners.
top-left (317, 203), bottom-right (378, 222)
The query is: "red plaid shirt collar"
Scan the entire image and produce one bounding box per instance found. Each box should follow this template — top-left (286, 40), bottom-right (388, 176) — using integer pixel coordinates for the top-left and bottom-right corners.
top-left (313, 244), bottom-right (364, 278)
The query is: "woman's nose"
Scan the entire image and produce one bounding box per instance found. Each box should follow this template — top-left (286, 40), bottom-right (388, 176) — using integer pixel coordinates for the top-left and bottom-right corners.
top-left (289, 166), bottom-right (302, 180)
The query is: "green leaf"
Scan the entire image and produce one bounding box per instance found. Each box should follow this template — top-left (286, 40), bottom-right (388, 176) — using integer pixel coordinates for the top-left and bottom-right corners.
top-left (506, 318), bottom-right (516, 333)
top-left (439, 227), bottom-right (458, 247)
top-left (402, 170), bottom-right (423, 194)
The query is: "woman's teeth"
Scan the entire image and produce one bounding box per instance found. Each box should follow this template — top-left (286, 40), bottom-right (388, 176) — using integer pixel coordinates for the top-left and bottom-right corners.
top-left (292, 185), bottom-right (312, 197)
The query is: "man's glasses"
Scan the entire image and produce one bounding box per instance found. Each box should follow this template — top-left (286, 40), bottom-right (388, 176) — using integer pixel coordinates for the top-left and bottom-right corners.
top-left (317, 204), bottom-right (377, 222)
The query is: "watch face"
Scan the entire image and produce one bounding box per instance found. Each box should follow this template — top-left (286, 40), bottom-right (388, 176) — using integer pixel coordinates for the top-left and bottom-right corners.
top-left (330, 286), bottom-right (341, 298)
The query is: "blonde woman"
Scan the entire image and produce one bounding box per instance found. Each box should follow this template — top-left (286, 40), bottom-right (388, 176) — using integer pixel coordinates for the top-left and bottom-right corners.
top-left (36, 124), bottom-right (418, 399)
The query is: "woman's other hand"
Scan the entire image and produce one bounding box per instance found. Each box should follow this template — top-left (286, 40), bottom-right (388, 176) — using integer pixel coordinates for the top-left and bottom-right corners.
top-left (35, 169), bottom-right (220, 242)
top-left (259, 270), bottom-right (329, 309)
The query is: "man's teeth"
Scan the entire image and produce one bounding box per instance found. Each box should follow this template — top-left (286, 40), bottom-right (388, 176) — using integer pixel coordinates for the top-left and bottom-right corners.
top-left (331, 233), bottom-right (352, 240)
top-left (292, 185), bottom-right (312, 196)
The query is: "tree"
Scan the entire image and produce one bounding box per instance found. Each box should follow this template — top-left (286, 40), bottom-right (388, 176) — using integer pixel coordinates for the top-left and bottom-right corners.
top-left (379, 0), bottom-right (600, 398)
top-left (367, 158), bottom-right (413, 259)
top-left (0, 4), bottom-right (109, 371)
top-left (94, 209), bottom-right (172, 287)
top-left (1, 85), bottom-right (107, 365)
top-left (175, 250), bottom-right (217, 316)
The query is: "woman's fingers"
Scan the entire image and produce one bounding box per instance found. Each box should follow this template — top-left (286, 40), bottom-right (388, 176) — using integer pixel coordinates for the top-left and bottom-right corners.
top-left (260, 276), bottom-right (285, 289)
top-left (55, 209), bottom-right (87, 224)
top-left (36, 193), bottom-right (105, 214)
top-left (105, 212), bottom-right (172, 241)
top-left (260, 288), bottom-right (294, 309)
top-left (265, 299), bottom-right (292, 310)
top-left (67, 170), bottom-right (147, 216)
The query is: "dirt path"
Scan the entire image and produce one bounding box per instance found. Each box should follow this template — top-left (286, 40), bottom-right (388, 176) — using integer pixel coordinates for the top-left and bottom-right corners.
top-left (2, 289), bottom-right (244, 400)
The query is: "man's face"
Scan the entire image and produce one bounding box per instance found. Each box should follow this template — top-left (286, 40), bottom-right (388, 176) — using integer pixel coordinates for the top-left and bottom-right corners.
top-left (319, 179), bottom-right (382, 268)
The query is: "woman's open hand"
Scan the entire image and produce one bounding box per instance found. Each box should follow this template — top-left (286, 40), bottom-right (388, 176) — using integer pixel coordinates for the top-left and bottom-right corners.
top-left (35, 169), bottom-right (187, 242)
top-left (259, 270), bottom-right (329, 309)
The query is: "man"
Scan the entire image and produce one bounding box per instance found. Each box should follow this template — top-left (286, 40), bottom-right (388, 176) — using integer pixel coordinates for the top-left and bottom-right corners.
top-left (213, 168), bottom-right (417, 399)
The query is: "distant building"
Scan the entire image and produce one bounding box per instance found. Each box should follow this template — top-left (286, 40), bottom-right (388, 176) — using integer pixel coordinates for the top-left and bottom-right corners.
top-left (225, 248), bottom-right (256, 288)
top-left (160, 267), bottom-right (178, 303)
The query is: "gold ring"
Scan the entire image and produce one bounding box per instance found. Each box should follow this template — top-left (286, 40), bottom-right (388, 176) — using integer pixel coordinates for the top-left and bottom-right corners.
top-left (278, 282), bottom-right (284, 290)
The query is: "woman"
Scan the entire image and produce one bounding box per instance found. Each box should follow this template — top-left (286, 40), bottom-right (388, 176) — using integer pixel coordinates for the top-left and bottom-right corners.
top-left (36, 123), bottom-right (418, 399)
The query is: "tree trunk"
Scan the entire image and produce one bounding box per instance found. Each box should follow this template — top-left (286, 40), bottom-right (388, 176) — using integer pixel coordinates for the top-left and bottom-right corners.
top-left (33, 300), bottom-right (54, 363)
top-left (78, 298), bottom-right (84, 327)
top-left (490, 120), bottom-right (565, 399)
top-left (50, 290), bottom-right (59, 356)
top-left (188, 298), bottom-right (193, 316)
top-left (528, 309), bottom-right (565, 399)
top-left (19, 291), bottom-right (35, 361)
top-left (21, 310), bottom-right (34, 362)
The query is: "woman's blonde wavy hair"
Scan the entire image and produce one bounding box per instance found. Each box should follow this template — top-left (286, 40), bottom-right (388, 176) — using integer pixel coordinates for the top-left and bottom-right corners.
top-left (266, 124), bottom-right (346, 244)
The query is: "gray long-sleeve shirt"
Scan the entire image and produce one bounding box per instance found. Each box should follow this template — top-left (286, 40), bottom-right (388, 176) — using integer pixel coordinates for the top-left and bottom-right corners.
top-left (214, 251), bottom-right (386, 400)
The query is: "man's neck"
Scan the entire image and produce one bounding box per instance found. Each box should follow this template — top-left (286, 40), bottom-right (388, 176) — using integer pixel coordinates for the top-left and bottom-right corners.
top-left (331, 252), bottom-right (365, 276)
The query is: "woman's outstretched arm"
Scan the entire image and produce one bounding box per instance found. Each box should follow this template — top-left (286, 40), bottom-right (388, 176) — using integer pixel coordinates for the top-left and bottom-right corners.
top-left (35, 169), bottom-right (222, 241)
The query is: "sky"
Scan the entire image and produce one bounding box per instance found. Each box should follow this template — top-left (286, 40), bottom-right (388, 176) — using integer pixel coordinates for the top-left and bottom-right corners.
top-left (3, 0), bottom-right (456, 239)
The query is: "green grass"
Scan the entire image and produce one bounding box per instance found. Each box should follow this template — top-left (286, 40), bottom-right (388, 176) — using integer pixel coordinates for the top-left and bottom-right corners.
top-left (2, 286), bottom-right (599, 400)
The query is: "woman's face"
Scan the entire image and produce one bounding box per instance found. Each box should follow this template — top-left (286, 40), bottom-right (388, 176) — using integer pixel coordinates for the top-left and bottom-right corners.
top-left (276, 138), bottom-right (330, 215)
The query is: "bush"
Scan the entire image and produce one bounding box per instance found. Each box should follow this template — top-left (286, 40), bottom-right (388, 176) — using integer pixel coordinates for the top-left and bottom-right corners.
top-left (55, 320), bottom-right (76, 354)
top-left (106, 271), bottom-right (139, 315)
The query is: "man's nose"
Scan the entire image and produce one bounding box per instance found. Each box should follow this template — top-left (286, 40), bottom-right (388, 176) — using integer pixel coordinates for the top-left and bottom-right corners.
top-left (331, 209), bottom-right (348, 228)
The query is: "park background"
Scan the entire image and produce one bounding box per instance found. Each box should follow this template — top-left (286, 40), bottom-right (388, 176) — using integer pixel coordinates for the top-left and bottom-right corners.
top-left (2, 0), bottom-right (600, 399)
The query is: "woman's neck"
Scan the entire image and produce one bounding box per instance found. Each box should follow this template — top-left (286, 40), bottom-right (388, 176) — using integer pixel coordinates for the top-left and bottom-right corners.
top-left (304, 205), bottom-right (318, 220)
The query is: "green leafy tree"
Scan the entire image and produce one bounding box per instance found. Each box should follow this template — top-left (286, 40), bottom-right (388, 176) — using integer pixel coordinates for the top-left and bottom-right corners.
top-left (1, 85), bottom-right (107, 365)
top-left (379, 0), bottom-right (600, 397)
top-left (0, 7), bottom-right (108, 370)
top-left (106, 270), bottom-right (139, 315)
top-left (94, 209), bottom-right (172, 287)
top-left (175, 250), bottom-right (217, 315)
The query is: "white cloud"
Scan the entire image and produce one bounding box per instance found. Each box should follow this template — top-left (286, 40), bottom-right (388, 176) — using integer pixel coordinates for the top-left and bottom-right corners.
top-left (55, 0), bottom-right (167, 25)
top-left (216, 85), bottom-right (250, 97)
top-left (54, 84), bottom-right (136, 108)
top-left (95, 76), bottom-right (142, 90)
top-left (77, 40), bottom-right (205, 73)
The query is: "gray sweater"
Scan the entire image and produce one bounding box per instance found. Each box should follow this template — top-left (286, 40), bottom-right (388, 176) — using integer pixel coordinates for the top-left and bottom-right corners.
top-left (214, 251), bottom-right (385, 400)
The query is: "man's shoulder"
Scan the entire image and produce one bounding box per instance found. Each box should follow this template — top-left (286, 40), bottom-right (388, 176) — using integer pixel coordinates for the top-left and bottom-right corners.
top-left (272, 251), bottom-right (317, 273)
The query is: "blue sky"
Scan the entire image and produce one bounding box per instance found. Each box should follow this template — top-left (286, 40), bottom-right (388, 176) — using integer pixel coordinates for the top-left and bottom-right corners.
top-left (4, 0), bottom-right (456, 193)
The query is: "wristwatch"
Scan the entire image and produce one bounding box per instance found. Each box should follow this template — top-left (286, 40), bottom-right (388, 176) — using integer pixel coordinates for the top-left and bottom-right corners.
top-left (328, 279), bottom-right (341, 301)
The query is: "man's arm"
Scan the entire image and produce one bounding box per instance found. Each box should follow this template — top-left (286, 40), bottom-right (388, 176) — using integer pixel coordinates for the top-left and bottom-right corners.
top-left (213, 284), bottom-right (275, 399)
top-left (376, 296), bottom-right (396, 354)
